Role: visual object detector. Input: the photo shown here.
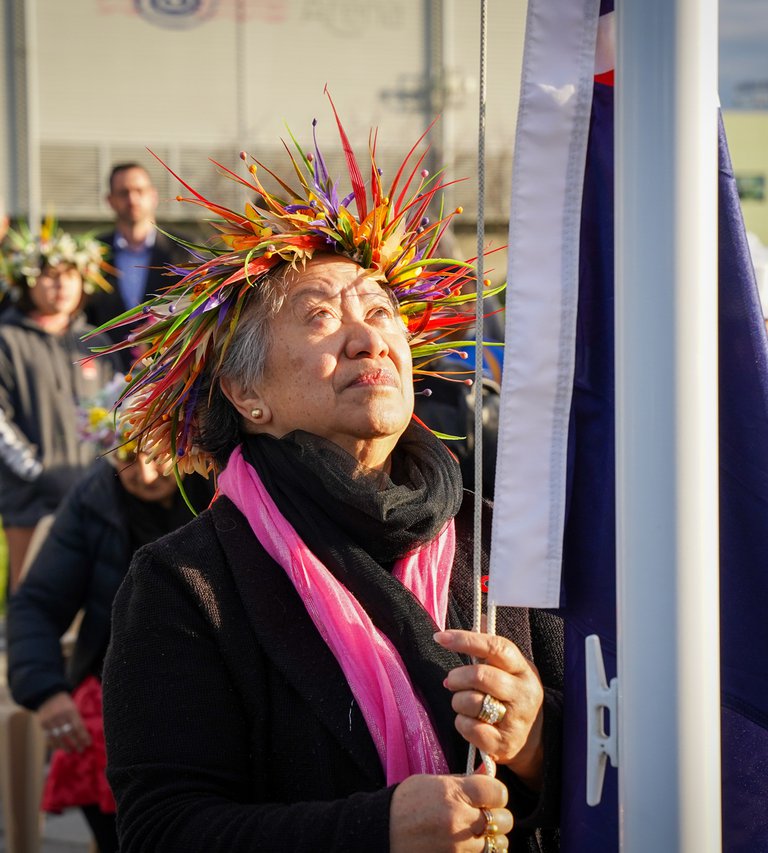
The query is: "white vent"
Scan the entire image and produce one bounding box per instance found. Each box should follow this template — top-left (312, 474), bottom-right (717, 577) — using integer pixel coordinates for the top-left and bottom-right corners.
top-left (39, 142), bottom-right (513, 223)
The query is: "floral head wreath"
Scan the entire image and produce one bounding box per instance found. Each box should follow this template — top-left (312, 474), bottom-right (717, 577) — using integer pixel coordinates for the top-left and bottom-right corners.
top-left (1, 216), bottom-right (113, 296)
top-left (90, 95), bottom-right (504, 477)
top-left (77, 374), bottom-right (138, 464)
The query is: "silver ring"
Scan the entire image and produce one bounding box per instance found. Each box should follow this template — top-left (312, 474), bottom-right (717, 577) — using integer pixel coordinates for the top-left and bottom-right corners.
top-left (49, 726), bottom-right (62, 737)
top-left (477, 693), bottom-right (507, 726)
top-left (60, 723), bottom-right (73, 734)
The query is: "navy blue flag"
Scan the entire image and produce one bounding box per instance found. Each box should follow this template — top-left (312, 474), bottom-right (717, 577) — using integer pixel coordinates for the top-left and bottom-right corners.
top-left (558, 11), bottom-right (768, 852)
top-left (559, 65), bottom-right (618, 853)
top-left (716, 115), bottom-right (768, 851)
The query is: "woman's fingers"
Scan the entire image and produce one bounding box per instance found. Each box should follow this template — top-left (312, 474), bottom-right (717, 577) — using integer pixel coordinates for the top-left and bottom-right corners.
top-left (434, 630), bottom-right (531, 674)
top-left (444, 662), bottom-right (517, 704)
top-left (39, 693), bottom-right (92, 753)
top-left (46, 715), bottom-right (91, 753)
top-left (471, 806), bottom-right (514, 838)
top-left (389, 773), bottom-right (512, 852)
top-left (435, 630), bottom-right (546, 786)
top-left (452, 689), bottom-right (504, 723)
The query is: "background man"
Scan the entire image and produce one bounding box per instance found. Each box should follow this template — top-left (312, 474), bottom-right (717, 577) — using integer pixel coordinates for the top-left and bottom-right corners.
top-left (86, 163), bottom-right (186, 369)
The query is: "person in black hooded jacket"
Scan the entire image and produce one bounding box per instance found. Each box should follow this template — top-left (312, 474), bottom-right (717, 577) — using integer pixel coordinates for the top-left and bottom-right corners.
top-left (7, 453), bottom-right (213, 853)
top-left (0, 221), bottom-right (117, 590)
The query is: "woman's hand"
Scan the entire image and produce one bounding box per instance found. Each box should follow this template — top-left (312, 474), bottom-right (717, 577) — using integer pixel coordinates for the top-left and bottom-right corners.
top-left (37, 691), bottom-right (91, 754)
top-left (390, 772), bottom-right (513, 852)
top-left (435, 630), bottom-right (545, 790)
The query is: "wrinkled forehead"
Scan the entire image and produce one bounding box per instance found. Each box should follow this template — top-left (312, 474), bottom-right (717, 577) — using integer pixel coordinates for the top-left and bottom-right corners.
top-left (282, 255), bottom-right (393, 303)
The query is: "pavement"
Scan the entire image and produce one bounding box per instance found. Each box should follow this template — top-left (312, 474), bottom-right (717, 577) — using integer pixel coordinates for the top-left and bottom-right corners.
top-left (37, 812), bottom-right (93, 852)
top-left (0, 810), bottom-right (94, 852)
top-left (0, 619), bottom-right (93, 852)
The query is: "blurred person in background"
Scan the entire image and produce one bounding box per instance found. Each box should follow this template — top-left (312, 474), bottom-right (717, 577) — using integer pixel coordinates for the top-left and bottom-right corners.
top-left (0, 219), bottom-right (117, 591)
top-left (6, 379), bottom-right (214, 853)
top-left (86, 163), bottom-right (186, 370)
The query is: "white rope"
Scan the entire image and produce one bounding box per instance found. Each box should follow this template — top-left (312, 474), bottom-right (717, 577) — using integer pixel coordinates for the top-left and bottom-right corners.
top-left (466, 0), bottom-right (496, 779)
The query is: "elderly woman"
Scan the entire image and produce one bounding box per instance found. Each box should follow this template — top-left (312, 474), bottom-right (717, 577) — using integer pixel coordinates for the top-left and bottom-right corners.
top-left (0, 220), bottom-right (116, 589)
top-left (99, 106), bottom-right (563, 853)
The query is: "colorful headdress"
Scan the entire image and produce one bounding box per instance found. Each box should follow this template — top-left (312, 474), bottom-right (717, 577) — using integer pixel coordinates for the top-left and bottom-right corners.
top-left (0, 216), bottom-right (113, 295)
top-left (77, 374), bottom-right (138, 463)
top-left (91, 96), bottom-right (503, 476)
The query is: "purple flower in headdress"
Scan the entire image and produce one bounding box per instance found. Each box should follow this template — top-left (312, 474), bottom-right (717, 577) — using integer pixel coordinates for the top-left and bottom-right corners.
top-left (216, 299), bottom-right (231, 329)
top-left (311, 118), bottom-right (330, 189)
top-left (401, 275), bottom-right (443, 299)
top-left (190, 289), bottom-right (228, 320)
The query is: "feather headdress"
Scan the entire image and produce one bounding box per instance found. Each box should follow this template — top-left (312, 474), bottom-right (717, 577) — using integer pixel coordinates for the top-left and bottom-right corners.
top-left (90, 96), bottom-right (503, 476)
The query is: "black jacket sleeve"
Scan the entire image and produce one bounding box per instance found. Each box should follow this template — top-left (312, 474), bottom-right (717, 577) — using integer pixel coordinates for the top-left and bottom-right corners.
top-left (7, 485), bottom-right (94, 709)
top-left (103, 548), bottom-right (395, 853)
top-left (0, 342), bottom-right (42, 480)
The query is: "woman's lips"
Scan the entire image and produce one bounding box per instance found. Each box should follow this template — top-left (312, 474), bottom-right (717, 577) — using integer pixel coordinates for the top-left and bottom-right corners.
top-left (347, 368), bottom-right (399, 389)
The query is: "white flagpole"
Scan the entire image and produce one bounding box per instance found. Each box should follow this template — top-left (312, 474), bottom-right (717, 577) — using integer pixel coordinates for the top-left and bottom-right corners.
top-left (615, 1), bottom-right (722, 850)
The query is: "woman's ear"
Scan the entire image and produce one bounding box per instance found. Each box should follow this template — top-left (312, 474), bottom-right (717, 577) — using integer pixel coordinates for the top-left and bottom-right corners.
top-left (220, 376), bottom-right (272, 428)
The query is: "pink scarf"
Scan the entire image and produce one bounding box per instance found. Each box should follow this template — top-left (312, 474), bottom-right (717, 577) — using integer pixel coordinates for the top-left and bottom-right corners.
top-left (218, 446), bottom-right (454, 783)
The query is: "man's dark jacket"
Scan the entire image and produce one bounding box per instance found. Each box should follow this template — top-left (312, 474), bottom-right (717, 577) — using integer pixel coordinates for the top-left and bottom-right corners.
top-left (86, 230), bottom-right (187, 369)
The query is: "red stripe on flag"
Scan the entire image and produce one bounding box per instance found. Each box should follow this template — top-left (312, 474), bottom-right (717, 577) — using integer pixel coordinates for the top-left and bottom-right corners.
top-left (595, 69), bottom-right (614, 87)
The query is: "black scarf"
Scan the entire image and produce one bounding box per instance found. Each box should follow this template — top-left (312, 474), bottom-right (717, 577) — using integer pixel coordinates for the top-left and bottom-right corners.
top-left (241, 421), bottom-right (469, 770)
top-left (122, 489), bottom-right (196, 551)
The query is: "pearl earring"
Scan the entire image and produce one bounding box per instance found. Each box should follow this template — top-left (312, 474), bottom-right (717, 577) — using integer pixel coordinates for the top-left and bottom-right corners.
top-left (251, 408), bottom-right (263, 420)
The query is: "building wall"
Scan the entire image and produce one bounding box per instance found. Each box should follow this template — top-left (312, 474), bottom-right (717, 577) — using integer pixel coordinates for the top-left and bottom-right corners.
top-left (723, 110), bottom-right (768, 244)
top-left (5, 0), bottom-right (526, 238)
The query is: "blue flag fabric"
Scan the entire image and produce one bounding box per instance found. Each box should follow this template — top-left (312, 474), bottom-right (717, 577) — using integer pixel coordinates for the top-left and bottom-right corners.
top-left (716, 115), bottom-right (768, 851)
top-left (560, 74), bottom-right (618, 853)
top-left (558, 31), bottom-right (768, 853)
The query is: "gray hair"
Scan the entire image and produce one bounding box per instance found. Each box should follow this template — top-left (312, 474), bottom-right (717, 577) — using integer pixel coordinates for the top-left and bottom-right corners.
top-left (193, 268), bottom-right (291, 467)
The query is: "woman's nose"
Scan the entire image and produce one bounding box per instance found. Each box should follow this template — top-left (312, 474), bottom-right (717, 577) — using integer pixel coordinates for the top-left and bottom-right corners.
top-left (344, 321), bottom-right (389, 359)
top-left (137, 459), bottom-right (160, 485)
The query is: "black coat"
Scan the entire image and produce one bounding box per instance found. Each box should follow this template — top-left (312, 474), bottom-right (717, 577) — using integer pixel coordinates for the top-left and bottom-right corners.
top-left (103, 493), bottom-right (562, 853)
top-left (6, 459), bottom-right (213, 710)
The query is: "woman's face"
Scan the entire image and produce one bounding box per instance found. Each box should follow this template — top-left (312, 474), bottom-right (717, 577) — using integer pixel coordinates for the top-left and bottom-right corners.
top-left (116, 452), bottom-right (178, 505)
top-left (230, 255), bottom-right (414, 470)
top-left (30, 264), bottom-right (83, 316)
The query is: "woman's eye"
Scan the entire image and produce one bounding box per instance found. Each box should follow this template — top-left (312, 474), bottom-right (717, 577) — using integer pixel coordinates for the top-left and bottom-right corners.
top-left (370, 305), bottom-right (394, 320)
top-left (311, 307), bottom-right (334, 320)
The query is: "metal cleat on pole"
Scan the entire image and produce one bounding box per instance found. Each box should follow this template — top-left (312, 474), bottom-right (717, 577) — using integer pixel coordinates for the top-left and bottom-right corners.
top-left (585, 634), bottom-right (618, 806)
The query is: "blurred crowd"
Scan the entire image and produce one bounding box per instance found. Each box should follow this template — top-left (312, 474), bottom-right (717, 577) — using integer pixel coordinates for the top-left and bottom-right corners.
top-left (0, 164), bottom-right (213, 852)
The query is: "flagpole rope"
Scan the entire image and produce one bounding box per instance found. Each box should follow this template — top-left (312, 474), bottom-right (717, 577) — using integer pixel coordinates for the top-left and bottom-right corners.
top-left (467, 0), bottom-right (497, 778)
